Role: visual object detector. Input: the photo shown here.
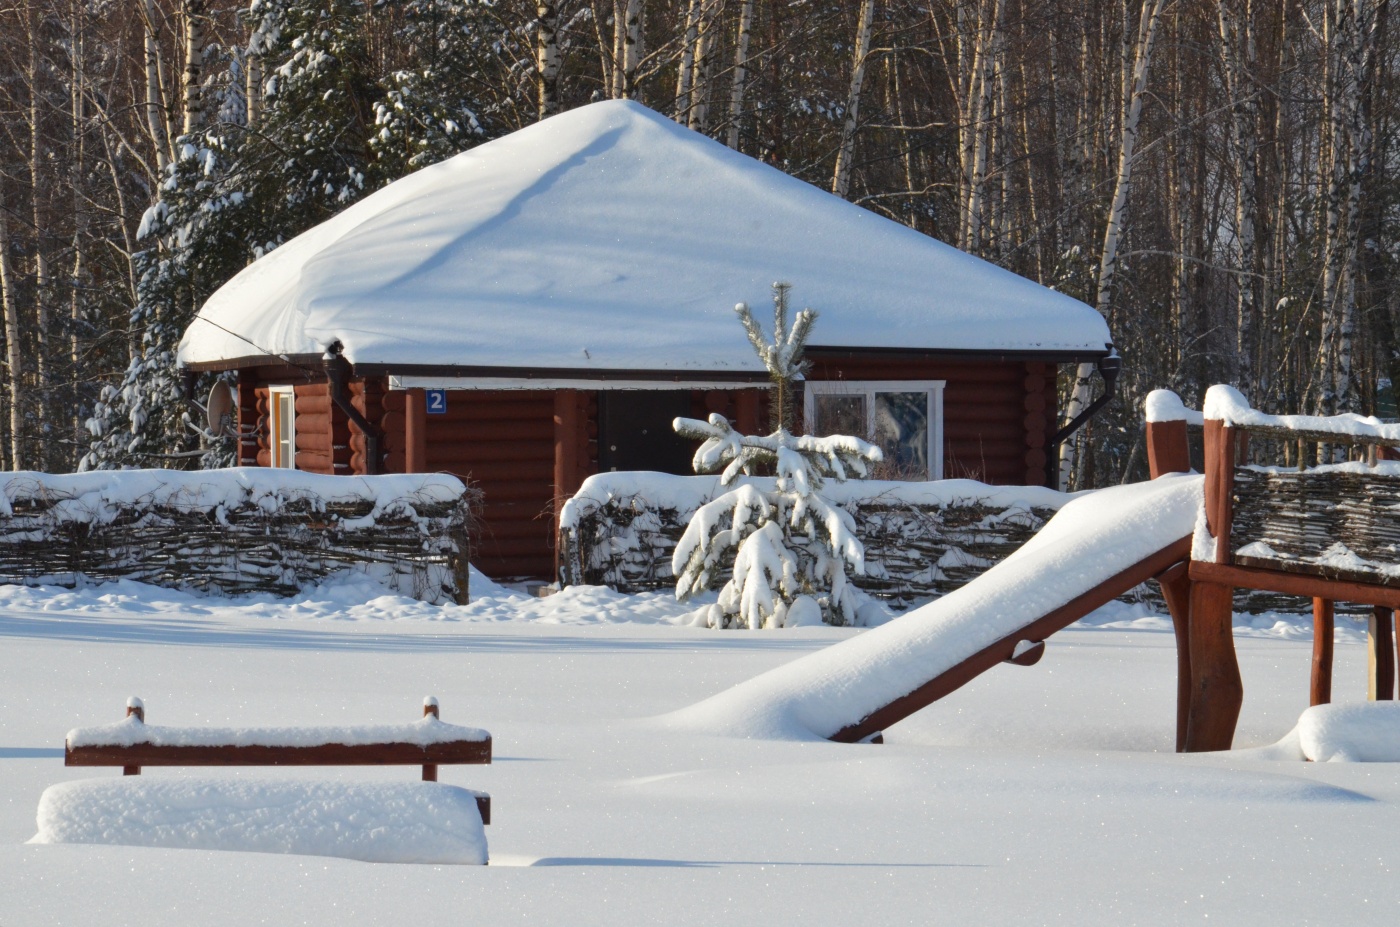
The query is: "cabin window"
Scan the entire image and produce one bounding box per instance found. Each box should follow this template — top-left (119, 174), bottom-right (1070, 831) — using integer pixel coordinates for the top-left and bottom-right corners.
top-left (268, 386), bottom-right (296, 469)
top-left (804, 381), bottom-right (945, 480)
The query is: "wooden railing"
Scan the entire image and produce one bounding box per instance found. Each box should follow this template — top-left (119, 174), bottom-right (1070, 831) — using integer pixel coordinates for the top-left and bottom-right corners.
top-left (1148, 386), bottom-right (1400, 752)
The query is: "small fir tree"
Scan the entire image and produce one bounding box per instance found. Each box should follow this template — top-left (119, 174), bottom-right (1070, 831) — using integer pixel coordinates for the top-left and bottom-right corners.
top-left (672, 285), bottom-right (883, 629)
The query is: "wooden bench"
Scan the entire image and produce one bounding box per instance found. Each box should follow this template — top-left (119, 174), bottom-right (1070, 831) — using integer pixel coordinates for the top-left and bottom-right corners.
top-left (66, 696), bottom-right (492, 824)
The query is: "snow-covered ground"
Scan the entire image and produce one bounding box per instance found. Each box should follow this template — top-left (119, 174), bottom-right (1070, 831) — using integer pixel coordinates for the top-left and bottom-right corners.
top-left (1, 575), bottom-right (1395, 925)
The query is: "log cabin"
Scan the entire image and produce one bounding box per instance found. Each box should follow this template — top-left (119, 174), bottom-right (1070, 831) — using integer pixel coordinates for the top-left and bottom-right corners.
top-left (177, 101), bottom-right (1115, 581)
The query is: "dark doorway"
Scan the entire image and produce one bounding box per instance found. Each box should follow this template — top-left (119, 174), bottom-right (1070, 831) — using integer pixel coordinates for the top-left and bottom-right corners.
top-left (598, 390), bottom-right (696, 474)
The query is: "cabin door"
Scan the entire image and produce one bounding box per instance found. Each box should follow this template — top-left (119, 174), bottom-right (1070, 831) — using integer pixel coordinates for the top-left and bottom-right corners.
top-left (598, 390), bottom-right (695, 474)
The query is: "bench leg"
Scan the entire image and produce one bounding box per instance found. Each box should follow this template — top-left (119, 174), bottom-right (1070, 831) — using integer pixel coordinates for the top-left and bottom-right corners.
top-left (422, 764), bottom-right (437, 782)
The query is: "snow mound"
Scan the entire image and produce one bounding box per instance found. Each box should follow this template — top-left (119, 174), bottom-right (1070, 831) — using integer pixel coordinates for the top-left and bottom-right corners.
top-left (31, 778), bottom-right (488, 864)
top-left (1293, 702), bottom-right (1400, 762)
top-left (1144, 389), bottom-right (1204, 425)
top-left (661, 474), bottom-right (1203, 740)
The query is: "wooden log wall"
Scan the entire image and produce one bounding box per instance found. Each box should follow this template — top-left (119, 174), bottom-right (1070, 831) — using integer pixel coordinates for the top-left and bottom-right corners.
top-left (237, 380), bottom-right (260, 467)
top-left (349, 378), bottom-right (388, 474)
top-left (804, 357), bottom-right (1054, 486)
top-left (236, 366), bottom-right (346, 471)
top-left (402, 389), bottom-right (564, 578)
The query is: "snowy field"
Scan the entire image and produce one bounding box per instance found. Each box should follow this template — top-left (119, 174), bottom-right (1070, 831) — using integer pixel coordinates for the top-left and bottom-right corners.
top-left (2, 575), bottom-right (1397, 925)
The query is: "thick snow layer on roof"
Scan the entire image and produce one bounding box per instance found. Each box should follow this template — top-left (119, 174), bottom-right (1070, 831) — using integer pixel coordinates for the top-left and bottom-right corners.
top-left (32, 778), bottom-right (488, 864)
top-left (178, 101), bottom-right (1110, 371)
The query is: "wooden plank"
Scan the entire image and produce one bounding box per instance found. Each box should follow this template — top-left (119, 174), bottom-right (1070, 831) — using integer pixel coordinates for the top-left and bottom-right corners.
top-left (1189, 561), bottom-right (1400, 610)
top-left (66, 738), bottom-right (491, 768)
top-left (1312, 598), bottom-right (1334, 706)
top-left (1183, 579), bottom-right (1243, 752)
top-left (1369, 607), bottom-right (1395, 700)
top-left (830, 536), bottom-right (1192, 743)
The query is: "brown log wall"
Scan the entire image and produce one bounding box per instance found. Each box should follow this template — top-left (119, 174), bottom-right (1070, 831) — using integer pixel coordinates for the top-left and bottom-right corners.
top-left (402, 389), bottom-right (561, 578)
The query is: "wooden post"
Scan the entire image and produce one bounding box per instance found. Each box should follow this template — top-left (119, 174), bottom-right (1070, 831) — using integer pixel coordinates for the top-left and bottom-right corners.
top-left (1311, 598), bottom-right (1334, 706)
top-left (1146, 419), bottom-right (1190, 478)
top-left (1201, 418), bottom-right (1237, 565)
top-left (124, 697), bottom-right (144, 776)
top-left (1184, 580), bottom-right (1242, 752)
top-left (1368, 607), bottom-right (1395, 701)
top-left (553, 389), bottom-right (581, 582)
top-left (422, 696), bottom-right (440, 782)
top-left (405, 388), bottom-right (427, 473)
top-left (1157, 563), bottom-right (1192, 752)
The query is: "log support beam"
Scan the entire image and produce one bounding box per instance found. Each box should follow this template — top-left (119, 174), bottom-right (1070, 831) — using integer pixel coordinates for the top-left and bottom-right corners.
top-left (1157, 562), bottom-right (1192, 752)
top-left (405, 388), bottom-right (427, 474)
top-left (1184, 580), bottom-right (1242, 752)
top-left (1369, 606), bottom-right (1395, 701)
top-left (1311, 598), bottom-right (1333, 706)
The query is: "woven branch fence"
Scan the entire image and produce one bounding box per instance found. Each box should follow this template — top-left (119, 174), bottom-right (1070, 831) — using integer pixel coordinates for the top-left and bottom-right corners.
top-left (1233, 464), bottom-right (1400, 595)
top-left (560, 472), bottom-right (1317, 614)
top-left (558, 473), bottom-right (1110, 609)
top-left (0, 469), bottom-right (478, 603)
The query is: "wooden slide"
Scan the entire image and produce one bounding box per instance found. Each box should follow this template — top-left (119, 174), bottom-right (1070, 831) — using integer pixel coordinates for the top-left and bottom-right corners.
top-left (669, 474), bottom-right (1204, 745)
top-left (829, 535), bottom-right (1191, 743)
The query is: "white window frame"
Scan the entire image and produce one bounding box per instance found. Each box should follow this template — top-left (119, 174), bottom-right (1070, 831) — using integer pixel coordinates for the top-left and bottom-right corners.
top-left (268, 386), bottom-right (297, 469)
top-left (803, 380), bottom-right (945, 480)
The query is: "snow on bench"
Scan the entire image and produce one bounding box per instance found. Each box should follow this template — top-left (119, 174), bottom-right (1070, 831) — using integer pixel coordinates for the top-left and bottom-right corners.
top-left (31, 777), bottom-right (490, 865)
top-left (65, 697), bottom-right (491, 823)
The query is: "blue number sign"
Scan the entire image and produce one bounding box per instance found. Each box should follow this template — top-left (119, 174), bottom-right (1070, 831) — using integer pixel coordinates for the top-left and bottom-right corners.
top-left (425, 389), bottom-right (447, 415)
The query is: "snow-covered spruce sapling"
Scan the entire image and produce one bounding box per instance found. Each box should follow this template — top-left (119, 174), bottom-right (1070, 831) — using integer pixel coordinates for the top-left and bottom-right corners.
top-left (671, 287), bottom-right (883, 628)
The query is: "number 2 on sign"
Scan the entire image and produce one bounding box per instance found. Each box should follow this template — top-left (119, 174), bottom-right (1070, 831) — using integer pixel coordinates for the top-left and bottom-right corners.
top-left (426, 390), bottom-right (447, 415)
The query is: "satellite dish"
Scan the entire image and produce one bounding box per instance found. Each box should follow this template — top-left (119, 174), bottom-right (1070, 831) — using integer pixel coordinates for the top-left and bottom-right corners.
top-left (207, 380), bottom-right (237, 437)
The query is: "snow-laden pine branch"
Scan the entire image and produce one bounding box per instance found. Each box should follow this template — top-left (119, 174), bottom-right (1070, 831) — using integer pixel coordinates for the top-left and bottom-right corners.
top-left (671, 414), bottom-right (881, 629)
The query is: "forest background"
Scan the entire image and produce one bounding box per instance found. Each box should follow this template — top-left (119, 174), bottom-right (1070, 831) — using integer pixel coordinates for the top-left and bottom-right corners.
top-left (0, 0), bottom-right (1393, 489)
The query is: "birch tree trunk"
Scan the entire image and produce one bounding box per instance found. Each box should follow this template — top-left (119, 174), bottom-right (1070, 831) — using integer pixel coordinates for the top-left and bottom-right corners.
top-left (536, 0), bottom-right (560, 119)
top-left (675, 0), bottom-right (700, 120)
top-left (182, 0), bottom-right (208, 135)
top-left (960, 0), bottom-right (1003, 253)
top-left (0, 205), bottom-right (24, 470)
top-left (686, 2), bottom-right (719, 133)
top-left (28, 1), bottom-right (52, 463)
top-left (1218, 0), bottom-right (1260, 391)
top-left (725, 0), bottom-right (753, 149)
top-left (1059, 0), bottom-right (1167, 489)
top-left (141, 0), bottom-right (171, 169)
top-left (831, 0), bottom-right (877, 199)
top-left (246, 49), bottom-right (262, 127)
top-left (618, 0), bottom-right (642, 100)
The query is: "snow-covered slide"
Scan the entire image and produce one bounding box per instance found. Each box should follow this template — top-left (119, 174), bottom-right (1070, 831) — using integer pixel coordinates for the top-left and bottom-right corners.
top-left (665, 474), bottom-right (1203, 742)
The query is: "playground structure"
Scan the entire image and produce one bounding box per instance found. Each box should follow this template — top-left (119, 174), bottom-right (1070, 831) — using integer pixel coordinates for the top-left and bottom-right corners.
top-left (678, 385), bottom-right (1400, 753)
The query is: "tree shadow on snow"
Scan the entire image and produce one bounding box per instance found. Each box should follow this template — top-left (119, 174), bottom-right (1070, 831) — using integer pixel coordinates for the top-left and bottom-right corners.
top-left (0, 612), bottom-right (825, 654)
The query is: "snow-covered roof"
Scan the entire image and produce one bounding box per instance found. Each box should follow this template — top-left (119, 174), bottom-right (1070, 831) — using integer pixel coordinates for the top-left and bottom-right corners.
top-left (178, 101), bottom-right (1111, 374)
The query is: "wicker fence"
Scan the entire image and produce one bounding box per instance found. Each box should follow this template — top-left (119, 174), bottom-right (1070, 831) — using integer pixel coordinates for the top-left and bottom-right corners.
top-left (1233, 463), bottom-right (1400, 589)
top-left (0, 469), bottom-right (478, 603)
top-left (558, 473), bottom-right (1077, 609)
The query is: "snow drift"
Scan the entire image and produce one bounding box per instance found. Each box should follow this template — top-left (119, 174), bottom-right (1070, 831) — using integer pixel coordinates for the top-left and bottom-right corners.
top-left (31, 778), bottom-right (488, 864)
